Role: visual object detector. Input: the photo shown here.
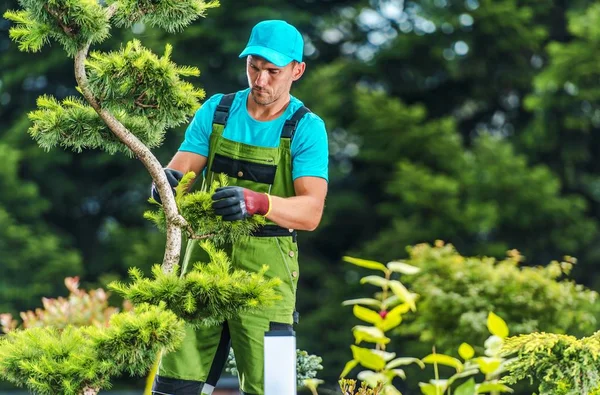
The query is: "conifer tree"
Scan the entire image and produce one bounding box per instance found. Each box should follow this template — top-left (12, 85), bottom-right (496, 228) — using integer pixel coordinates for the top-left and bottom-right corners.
top-left (1, 1), bottom-right (278, 394)
top-left (4, 0), bottom-right (221, 272)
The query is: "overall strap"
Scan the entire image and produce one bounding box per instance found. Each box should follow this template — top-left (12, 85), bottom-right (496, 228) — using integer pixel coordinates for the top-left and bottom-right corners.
top-left (281, 106), bottom-right (311, 140)
top-left (212, 93), bottom-right (236, 126)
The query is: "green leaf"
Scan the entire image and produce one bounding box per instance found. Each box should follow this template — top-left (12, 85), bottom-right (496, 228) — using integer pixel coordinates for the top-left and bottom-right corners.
top-left (458, 343), bottom-right (475, 360)
top-left (419, 383), bottom-right (439, 395)
top-left (419, 381), bottom-right (447, 395)
top-left (476, 382), bottom-right (513, 393)
top-left (386, 357), bottom-right (425, 370)
top-left (388, 303), bottom-right (411, 316)
top-left (473, 357), bottom-right (502, 375)
top-left (388, 280), bottom-right (417, 311)
top-left (353, 305), bottom-right (383, 325)
top-left (340, 359), bottom-right (359, 378)
top-left (454, 378), bottom-right (476, 395)
top-left (390, 369), bottom-right (406, 380)
top-left (302, 378), bottom-right (324, 390)
top-left (381, 295), bottom-right (401, 310)
top-left (342, 298), bottom-right (383, 309)
top-left (383, 383), bottom-right (403, 395)
top-left (387, 261), bottom-right (421, 275)
top-left (357, 370), bottom-right (388, 388)
top-left (487, 312), bottom-right (509, 339)
top-left (447, 369), bottom-right (480, 387)
top-left (371, 349), bottom-right (396, 362)
top-left (352, 326), bottom-right (391, 345)
top-left (351, 345), bottom-right (387, 371)
top-left (343, 256), bottom-right (388, 272)
top-left (422, 354), bottom-right (464, 372)
top-left (361, 275), bottom-right (390, 288)
top-left (378, 312), bottom-right (402, 332)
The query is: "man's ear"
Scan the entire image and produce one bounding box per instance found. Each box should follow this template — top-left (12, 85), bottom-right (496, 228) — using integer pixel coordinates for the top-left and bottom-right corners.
top-left (292, 62), bottom-right (306, 81)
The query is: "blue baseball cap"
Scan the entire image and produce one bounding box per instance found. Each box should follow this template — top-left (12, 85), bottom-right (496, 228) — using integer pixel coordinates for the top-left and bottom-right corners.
top-left (239, 20), bottom-right (304, 67)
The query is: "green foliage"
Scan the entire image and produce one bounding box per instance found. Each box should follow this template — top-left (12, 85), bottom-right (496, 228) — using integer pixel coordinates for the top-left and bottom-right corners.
top-left (523, 3), bottom-right (600, 165)
top-left (28, 95), bottom-right (163, 155)
top-left (1, 276), bottom-right (120, 333)
top-left (225, 348), bottom-right (323, 388)
top-left (397, 242), bottom-right (599, 352)
top-left (108, 0), bottom-right (219, 33)
top-left (145, 172), bottom-right (265, 245)
top-left (340, 255), bottom-right (422, 394)
top-left (87, 39), bottom-right (204, 128)
top-left (340, 255), bottom-right (519, 395)
top-left (0, 303), bottom-right (185, 395)
top-left (4, 0), bottom-right (110, 56)
top-left (109, 240), bottom-right (281, 327)
top-left (502, 331), bottom-right (600, 395)
top-left (27, 39), bottom-right (204, 155)
top-left (0, 143), bottom-right (82, 316)
top-left (348, 88), bottom-right (597, 262)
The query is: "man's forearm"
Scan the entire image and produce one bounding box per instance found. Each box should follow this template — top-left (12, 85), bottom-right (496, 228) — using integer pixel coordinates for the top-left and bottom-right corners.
top-left (266, 194), bottom-right (324, 231)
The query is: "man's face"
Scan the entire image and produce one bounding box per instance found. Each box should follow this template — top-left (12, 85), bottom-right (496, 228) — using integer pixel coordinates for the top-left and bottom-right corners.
top-left (246, 55), bottom-right (305, 106)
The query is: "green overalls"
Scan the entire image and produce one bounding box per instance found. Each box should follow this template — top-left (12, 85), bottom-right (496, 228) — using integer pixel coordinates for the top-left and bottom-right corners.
top-left (155, 94), bottom-right (310, 395)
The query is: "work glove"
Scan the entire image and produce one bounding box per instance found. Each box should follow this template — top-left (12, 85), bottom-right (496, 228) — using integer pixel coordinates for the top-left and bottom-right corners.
top-left (211, 186), bottom-right (271, 221)
top-left (151, 168), bottom-right (184, 204)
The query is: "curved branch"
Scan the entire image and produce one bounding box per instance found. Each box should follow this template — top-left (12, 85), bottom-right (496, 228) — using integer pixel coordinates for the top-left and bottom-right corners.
top-left (74, 41), bottom-right (186, 274)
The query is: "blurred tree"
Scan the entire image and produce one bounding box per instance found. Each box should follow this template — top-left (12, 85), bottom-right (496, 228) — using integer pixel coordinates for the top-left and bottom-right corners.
top-left (0, 143), bottom-right (82, 315)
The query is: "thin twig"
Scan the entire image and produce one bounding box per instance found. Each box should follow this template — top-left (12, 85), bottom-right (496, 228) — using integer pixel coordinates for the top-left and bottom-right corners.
top-left (189, 233), bottom-right (215, 240)
top-left (43, 4), bottom-right (79, 36)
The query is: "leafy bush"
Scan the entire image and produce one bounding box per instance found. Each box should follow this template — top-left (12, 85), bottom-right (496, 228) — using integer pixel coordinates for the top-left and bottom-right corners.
top-left (1, 277), bottom-right (123, 333)
top-left (340, 256), bottom-right (513, 395)
top-left (109, 240), bottom-right (281, 327)
top-left (0, 303), bottom-right (185, 395)
top-left (502, 331), bottom-right (600, 395)
top-left (397, 242), bottom-right (598, 352)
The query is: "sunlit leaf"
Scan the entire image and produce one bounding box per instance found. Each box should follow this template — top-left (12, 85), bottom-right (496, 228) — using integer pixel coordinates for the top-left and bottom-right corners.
top-left (447, 369), bottom-right (480, 387)
top-left (343, 256), bottom-right (387, 272)
top-left (387, 261), bottom-right (421, 275)
top-left (371, 349), bottom-right (396, 362)
top-left (476, 382), bottom-right (513, 393)
top-left (422, 354), bottom-right (463, 372)
top-left (340, 359), bottom-right (359, 378)
top-left (458, 343), bottom-right (475, 360)
top-left (353, 305), bottom-right (383, 325)
top-left (357, 370), bottom-right (388, 388)
top-left (487, 312), bottom-right (509, 339)
top-left (361, 275), bottom-right (389, 288)
top-left (382, 295), bottom-right (401, 310)
top-left (388, 280), bottom-right (417, 311)
top-left (342, 298), bottom-right (383, 309)
top-left (351, 345), bottom-right (386, 371)
top-left (378, 312), bottom-right (402, 332)
top-left (386, 357), bottom-right (425, 370)
top-left (353, 325), bottom-right (391, 345)
top-left (474, 357), bottom-right (502, 375)
top-left (454, 378), bottom-right (476, 395)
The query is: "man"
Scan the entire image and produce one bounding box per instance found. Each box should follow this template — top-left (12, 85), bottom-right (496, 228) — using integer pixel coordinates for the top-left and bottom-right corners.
top-left (151, 20), bottom-right (328, 395)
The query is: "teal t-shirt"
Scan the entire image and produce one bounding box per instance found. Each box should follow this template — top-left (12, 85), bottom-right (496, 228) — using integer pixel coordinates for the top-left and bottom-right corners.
top-left (179, 88), bottom-right (329, 182)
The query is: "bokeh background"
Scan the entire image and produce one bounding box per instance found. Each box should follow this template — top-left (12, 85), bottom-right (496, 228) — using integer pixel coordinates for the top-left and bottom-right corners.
top-left (2, 0), bottom-right (600, 393)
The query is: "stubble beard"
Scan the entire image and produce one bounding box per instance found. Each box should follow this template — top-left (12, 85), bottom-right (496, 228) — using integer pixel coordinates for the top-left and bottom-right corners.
top-left (251, 88), bottom-right (280, 106)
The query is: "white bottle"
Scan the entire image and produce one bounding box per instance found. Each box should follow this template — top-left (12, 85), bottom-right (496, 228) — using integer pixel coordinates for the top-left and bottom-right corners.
top-left (264, 324), bottom-right (296, 395)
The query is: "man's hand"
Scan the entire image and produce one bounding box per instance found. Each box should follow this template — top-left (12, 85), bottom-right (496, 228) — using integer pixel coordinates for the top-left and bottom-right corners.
top-left (151, 168), bottom-right (184, 204)
top-left (211, 186), bottom-right (270, 221)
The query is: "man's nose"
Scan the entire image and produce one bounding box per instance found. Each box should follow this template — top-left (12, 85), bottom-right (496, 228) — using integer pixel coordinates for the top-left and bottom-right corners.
top-left (255, 71), bottom-right (269, 87)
